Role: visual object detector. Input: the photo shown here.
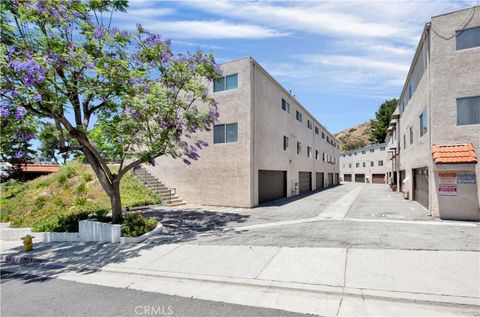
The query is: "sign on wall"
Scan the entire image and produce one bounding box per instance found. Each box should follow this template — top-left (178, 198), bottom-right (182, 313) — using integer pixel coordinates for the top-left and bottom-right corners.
top-left (438, 172), bottom-right (457, 196)
top-left (457, 173), bottom-right (476, 184)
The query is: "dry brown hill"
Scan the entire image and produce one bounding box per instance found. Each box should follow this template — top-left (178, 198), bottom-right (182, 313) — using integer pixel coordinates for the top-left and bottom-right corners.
top-left (334, 121), bottom-right (372, 151)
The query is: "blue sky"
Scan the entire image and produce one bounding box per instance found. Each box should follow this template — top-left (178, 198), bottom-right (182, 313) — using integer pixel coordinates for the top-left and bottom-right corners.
top-left (112, 0), bottom-right (475, 133)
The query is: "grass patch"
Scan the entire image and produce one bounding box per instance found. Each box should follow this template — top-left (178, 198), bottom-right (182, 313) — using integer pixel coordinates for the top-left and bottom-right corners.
top-left (0, 164), bottom-right (161, 231)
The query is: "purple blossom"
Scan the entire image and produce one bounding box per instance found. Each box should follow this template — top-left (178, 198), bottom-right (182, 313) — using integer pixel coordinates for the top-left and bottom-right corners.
top-left (15, 150), bottom-right (25, 159)
top-left (213, 63), bottom-right (222, 76)
top-left (92, 26), bottom-right (106, 40)
top-left (183, 159), bottom-right (191, 166)
top-left (15, 106), bottom-right (27, 120)
top-left (124, 107), bottom-right (140, 118)
top-left (0, 104), bottom-right (10, 117)
top-left (136, 23), bottom-right (145, 32)
top-left (34, 94), bottom-right (42, 101)
top-left (72, 11), bottom-right (83, 19)
top-left (11, 90), bottom-right (19, 97)
top-left (86, 62), bottom-right (95, 70)
top-left (9, 59), bottom-right (46, 86)
top-left (144, 33), bottom-right (162, 47)
top-left (15, 132), bottom-right (35, 141)
top-left (35, 1), bottom-right (46, 14)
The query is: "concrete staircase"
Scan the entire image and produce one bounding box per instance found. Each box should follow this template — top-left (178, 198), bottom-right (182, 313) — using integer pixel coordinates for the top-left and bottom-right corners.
top-left (132, 166), bottom-right (186, 207)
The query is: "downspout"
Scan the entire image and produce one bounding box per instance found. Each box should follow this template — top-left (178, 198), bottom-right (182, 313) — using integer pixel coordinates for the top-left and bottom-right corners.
top-left (250, 58), bottom-right (256, 207)
top-left (426, 23), bottom-right (433, 212)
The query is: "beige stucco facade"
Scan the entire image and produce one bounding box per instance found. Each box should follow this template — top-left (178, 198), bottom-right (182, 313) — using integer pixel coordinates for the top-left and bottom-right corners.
top-left (339, 144), bottom-right (388, 183)
top-left (145, 57), bottom-right (340, 207)
top-left (386, 6), bottom-right (480, 220)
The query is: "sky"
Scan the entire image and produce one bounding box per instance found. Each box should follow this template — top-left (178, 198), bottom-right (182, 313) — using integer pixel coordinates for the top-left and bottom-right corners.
top-left (112, 1), bottom-right (475, 133)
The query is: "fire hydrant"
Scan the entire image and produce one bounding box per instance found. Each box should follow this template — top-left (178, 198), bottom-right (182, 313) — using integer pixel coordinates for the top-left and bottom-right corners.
top-left (21, 235), bottom-right (34, 251)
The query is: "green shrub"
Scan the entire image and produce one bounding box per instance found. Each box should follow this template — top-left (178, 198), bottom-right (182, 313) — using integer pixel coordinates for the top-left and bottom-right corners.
top-left (32, 211), bottom-right (91, 232)
top-left (74, 197), bottom-right (87, 207)
top-left (57, 173), bottom-right (68, 184)
top-left (34, 196), bottom-right (47, 209)
top-left (82, 173), bottom-right (93, 182)
top-left (76, 182), bottom-right (87, 195)
top-left (121, 213), bottom-right (157, 237)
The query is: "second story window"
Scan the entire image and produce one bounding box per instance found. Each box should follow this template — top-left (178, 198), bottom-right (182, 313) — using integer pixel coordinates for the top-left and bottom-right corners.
top-left (322, 153), bottom-right (325, 161)
top-left (369, 149), bottom-right (374, 153)
top-left (356, 163), bottom-right (359, 168)
top-left (307, 146), bottom-right (312, 158)
top-left (283, 136), bottom-right (289, 151)
top-left (378, 160), bottom-right (384, 166)
top-left (315, 150), bottom-right (319, 160)
top-left (213, 123), bottom-right (238, 144)
top-left (307, 120), bottom-right (312, 129)
top-left (315, 126), bottom-right (319, 135)
top-left (380, 146), bottom-right (385, 151)
top-left (348, 163), bottom-right (352, 168)
top-left (371, 161), bottom-right (374, 167)
top-left (297, 141), bottom-right (301, 155)
top-left (457, 96), bottom-right (480, 125)
top-left (214, 74), bottom-right (238, 92)
top-left (409, 126), bottom-right (413, 144)
top-left (362, 150), bottom-right (366, 154)
top-left (456, 26), bottom-right (480, 51)
top-left (281, 98), bottom-right (290, 113)
top-left (296, 110), bottom-right (303, 122)
top-left (403, 135), bottom-right (406, 149)
top-left (363, 162), bottom-right (366, 167)
top-left (420, 110), bottom-right (428, 137)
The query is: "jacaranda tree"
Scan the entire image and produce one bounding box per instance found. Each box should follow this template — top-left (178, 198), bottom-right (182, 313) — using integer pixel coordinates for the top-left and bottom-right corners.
top-left (0, 0), bottom-right (221, 223)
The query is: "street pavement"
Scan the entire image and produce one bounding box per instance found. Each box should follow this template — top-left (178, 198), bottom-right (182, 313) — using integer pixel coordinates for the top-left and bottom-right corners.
top-left (1, 182), bottom-right (479, 316)
top-left (1, 270), bottom-right (305, 317)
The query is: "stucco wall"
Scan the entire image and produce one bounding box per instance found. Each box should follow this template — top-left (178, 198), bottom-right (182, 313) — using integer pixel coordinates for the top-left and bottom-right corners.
top-left (145, 58), bottom-right (253, 207)
top-left (340, 144), bottom-right (388, 182)
top-left (429, 7), bottom-right (480, 219)
top-left (251, 62), bottom-right (340, 205)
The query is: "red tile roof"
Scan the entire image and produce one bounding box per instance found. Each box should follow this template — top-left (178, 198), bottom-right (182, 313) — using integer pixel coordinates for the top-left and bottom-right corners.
top-left (432, 143), bottom-right (477, 164)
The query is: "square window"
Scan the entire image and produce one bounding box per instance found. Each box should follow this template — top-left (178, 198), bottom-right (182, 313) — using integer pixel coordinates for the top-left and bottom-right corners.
top-left (378, 160), bottom-right (383, 166)
top-left (456, 26), bottom-right (480, 50)
top-left (226, 74), bottom-right (238, 90)
top-left (213, 77), bottom-right (225, 92)
top-left (213, 125), bottom-right (225, 143)
top-left (226, 123), bottom-right (238, 142)
top-left (457, 96), bottom-right (480, 125)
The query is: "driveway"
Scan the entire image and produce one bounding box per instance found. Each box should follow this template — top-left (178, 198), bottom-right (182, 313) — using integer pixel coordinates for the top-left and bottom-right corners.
top-left (142, 183), bottom-right (479, 251)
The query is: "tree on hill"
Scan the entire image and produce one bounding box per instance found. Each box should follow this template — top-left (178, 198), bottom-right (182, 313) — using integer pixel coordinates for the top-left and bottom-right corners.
top-left (1, 1), bottom-right (221, 223)
top-left (369, 98), bottom-right (397, 144)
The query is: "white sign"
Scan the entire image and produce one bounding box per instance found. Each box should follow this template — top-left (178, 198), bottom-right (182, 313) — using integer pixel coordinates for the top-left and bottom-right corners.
top-left (458, 173), bottom-right (476, 184)
top-left (439, 172), bottom-right (457, 196)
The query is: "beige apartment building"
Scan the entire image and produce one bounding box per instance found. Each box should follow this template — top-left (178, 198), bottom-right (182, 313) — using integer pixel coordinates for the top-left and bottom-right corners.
top-left (144, 57), bottom-right (340, 207)
top-left (340, 143), bottom-right (387, 184)
top-left (386, 6), bottom-right (480, 220)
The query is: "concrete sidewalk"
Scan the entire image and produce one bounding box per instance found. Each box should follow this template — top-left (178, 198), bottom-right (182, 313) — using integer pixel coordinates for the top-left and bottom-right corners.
top-left (2, 242), bottom-right (479, 316)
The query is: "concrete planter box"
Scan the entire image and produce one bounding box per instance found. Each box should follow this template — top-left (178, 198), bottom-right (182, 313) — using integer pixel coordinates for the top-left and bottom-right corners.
top-left (120, 223), bottom-right (163, 244)
top-left (79, 220), bottom-right (121, 243)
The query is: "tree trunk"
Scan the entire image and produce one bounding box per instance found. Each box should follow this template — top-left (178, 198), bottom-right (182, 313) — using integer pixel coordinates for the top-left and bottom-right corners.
top-left (110, 184), bottom-right (123, 224)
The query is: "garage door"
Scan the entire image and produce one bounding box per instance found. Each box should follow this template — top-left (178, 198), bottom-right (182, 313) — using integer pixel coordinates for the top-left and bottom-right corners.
top-left (316, 172), bottom-right (324, 190)
top-left (413, 168), bottom-right (429, 209)
top-left (258, 170), bottom-right (286, 204)
top-left (344, 174), bottom-right (352, 182)
top-left (299, 172), bottom-right (312, 194)
top-left (327, 173), bottom-right (334, 187)
top-left (372, 174), bottom-right (385, 184)
top-left (355, 174), bottom-right (365, 183)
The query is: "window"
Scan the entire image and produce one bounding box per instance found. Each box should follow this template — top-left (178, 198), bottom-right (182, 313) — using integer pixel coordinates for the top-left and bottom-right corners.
top-left (354, 152), bottom-right (357, 156)
top-left (295, 110), bottom-right (303, 122)
top-left (363, 162), bottom-right (366, 167)
top-left (307, 146), bottom-right (312, 157)
top-left (457, 96), bottom-right (480, 125)
top-left (409, 126), bottom-right (413, 144)
top-left (408, 81), bottom-right (414, 99)
top-left (322, 153), bottom-right (325, 161)
top-left (356, 163), bottom-right (359, 168)
top-left (321, 132), bottom-right (325, 139)
top-left (456, 26), bottom-right (480, 50)
top-left (362, 150), bottom-right (366, 154)
top-left (420, 111), bottom-right (428, 137)
top-left (213, 123), bottom-right (238, 144)
top-left (403, 134), bottom-right (406, 149)
top-left (307, 120), bottom-right (312, 129)
top-left (370, 161), bottom-right (374, 167)
top-left (213, 74), bottom-right (238, 92)
top-left (297, 142), bottom-right (301, 155)
top-left (315, 126), bottom-right (319, 134)
top-left (348, 163), bottom-right (352, 168)
top-left (380, 146), bottom-right (385, 151)
top-left (369, 149), bottom-right (374, 153)
top-left (283, 136), bottom-right (289, 151)
top-left (315, 150), bottom-right (319, 160)
top-left (378, 160), bottom-right (384, 166)
top-left (327, 136), bottom-right (330, 143)
top-left (281, 99), bottom-right (290, 113)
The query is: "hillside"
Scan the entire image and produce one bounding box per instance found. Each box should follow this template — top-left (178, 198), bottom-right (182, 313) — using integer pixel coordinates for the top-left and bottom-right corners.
top-left (334, 121), bottom-right (372, 151)
top-left (0, 165), bottom-right (160, 231)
